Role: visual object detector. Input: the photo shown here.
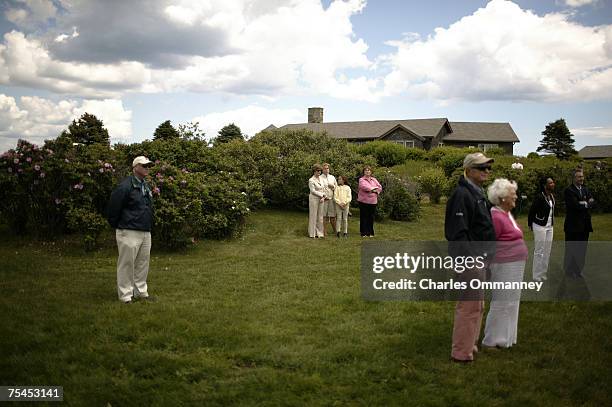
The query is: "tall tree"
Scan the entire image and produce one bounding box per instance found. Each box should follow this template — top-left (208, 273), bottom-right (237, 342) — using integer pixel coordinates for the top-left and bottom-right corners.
top-left (536, 118), bottom-right (577, 160)
top-left (214, 123), bottom-right (244, 145)
top-left (153, 120), bottom-right (180, 141)
top-left (63, 113), bottom-right (110, 146)
top-left (177, 121), bottom-right (206, 141)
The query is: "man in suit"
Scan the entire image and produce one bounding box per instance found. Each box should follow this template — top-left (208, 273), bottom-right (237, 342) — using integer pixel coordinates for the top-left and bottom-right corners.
top-left (563, 168), bottom-right (594, 278)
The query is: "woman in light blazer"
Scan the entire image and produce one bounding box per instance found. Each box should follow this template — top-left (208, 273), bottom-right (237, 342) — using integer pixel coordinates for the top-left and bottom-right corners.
top-left (308, 164), bottom-right (326, 238)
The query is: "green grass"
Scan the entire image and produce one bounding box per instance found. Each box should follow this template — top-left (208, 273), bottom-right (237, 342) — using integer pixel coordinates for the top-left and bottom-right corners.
top-left (1, 205), bottom-right (611, 406)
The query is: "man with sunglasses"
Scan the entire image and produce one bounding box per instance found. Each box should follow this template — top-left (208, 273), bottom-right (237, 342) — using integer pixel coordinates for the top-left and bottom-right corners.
top-left (445, 152), bottom-right (496, 362)
top-left (107, 156), bottom-right (155, 304)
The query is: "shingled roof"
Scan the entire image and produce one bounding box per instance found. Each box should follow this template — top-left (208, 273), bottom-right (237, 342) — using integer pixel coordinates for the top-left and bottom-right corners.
top-left (443, 122), bottom-right (519, 142)
top-left (279, 118), bottom-right (518, 143)
top-left (578, 145), bottom-right (612, 159)
top-left (280, 118), bottom-right (451, 140)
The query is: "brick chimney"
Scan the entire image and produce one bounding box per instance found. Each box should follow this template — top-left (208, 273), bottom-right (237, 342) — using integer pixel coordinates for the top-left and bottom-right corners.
top-left (308, 107), bottom-right (324, 123)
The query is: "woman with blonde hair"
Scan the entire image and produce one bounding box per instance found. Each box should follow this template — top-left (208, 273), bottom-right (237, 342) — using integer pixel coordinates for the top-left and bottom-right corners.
top-left (308, 164), bottom-right (326, 238)
top-left (482, 178), bottom-right (528, 349)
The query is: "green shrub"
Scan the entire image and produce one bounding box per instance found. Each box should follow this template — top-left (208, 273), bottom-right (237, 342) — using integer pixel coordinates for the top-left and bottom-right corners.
top-left (252, 129), bottom-right (373, 210)
top-left (375, 172), bottom-right (420, 222)
top-left (356, 141), bottom-right (407, 167)
top-left (66, 207), bottom-right (107, 251)
top-left (417, 168), bottom-right (449, 204)
top-left (527, 152), bottom-right (540, 159)
top-left (484, 147), bottom-right (506, 156)
top-left (404, 148), bottom-right (428, 161)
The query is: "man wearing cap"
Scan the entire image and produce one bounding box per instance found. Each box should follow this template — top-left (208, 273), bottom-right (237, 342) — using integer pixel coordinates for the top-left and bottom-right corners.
top-left (444, 152), bottom-right (496, 362)
top-left (107, 156), bottom-right (155, 304)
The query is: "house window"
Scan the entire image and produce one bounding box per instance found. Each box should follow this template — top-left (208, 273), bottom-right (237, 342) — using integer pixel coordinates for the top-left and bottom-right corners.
top-left (393, 140), bottom-right (415, 148)
top-left (478, 143), bottom-right (498, 152)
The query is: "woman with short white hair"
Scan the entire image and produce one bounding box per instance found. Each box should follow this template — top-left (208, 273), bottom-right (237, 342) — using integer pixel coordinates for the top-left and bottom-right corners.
top-left (482, 178), bottom-right (528, 349)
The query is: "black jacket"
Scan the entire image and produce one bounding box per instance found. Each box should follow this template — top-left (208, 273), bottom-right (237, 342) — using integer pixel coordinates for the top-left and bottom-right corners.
top-left (107, 175), bottom-right (154, 231)
top-left (445, 176), bottom-right (496, 258)
top-left (528, 192), bottom-right (555, 228)
top-left (564, 184), bottom-right (593, 233)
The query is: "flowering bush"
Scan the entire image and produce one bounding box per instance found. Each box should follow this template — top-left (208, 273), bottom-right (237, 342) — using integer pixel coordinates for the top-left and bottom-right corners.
top-left (146, 162), bottom-right (264, 248)
top-left (0, 139), bottom-right (119, 240)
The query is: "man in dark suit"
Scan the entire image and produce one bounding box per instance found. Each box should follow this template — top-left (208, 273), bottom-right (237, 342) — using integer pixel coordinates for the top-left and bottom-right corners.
top-left (563, 168), bottom-right (594, 278)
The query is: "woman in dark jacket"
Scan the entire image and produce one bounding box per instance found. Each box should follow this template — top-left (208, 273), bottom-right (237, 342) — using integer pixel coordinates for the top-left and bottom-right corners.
top-left (528, 176), bottom-right (555, 282)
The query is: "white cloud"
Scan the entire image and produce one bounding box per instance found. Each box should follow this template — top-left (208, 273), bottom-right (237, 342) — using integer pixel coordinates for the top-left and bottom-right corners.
top-left (562, 0), bottom-right (598, 7)
top-left (0, 31), bottom-right (148, 98)
top-left (382, 0), bottom-right (612, 102)
top-left (0, 94), bottom-right (132, 152)
top-left (0, 0), bottom-right (375, 100)
top-left (191, 105), bottom-right (303, 139)
top-left (572, 126), bottom-right (612, 138)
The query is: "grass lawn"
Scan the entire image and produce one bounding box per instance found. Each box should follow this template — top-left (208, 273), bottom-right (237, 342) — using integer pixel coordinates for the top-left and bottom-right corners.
top-left (1, 204), bottom-right (611, 405)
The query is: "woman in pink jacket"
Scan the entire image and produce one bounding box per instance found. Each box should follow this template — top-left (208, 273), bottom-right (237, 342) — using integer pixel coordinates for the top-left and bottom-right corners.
top-left (358, 166), bottom-right (382, 237)
top-left (482, 178), bottom-right (528, 349)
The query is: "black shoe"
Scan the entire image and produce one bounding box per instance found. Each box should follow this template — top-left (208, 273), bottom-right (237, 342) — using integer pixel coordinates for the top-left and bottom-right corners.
top-left (344, 233), bottom-right (348, 238)
top-left (337, 232), bottom-right (341, 238)
top-left (138, 295), bottom-right (157, 302)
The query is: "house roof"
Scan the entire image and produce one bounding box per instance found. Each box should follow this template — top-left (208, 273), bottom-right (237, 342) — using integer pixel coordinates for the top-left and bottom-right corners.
top-left (278, 118), bottom-right (519, 143)
top-left (442, 122), bottom-right (519, 142)
top-left (578, 145), bottom-right (612, 159)
top-left (280, 118), bottom-right (450, 140)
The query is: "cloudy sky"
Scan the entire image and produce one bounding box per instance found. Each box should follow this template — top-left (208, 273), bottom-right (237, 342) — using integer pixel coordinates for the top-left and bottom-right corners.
top-left (0, 0), bottom-right (611, 154)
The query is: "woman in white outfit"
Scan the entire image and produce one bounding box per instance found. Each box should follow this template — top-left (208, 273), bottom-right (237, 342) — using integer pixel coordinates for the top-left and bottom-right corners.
top-left (482, 179), bottom-right (528, 349)
top-left (528, 177), bottom-right (555, 282)
top-left (308, 164), bottom-right (326, 238)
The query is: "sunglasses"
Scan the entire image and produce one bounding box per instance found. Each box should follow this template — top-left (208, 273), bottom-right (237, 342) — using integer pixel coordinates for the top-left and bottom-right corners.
top-left (472, 165), bottom-right (492, 171)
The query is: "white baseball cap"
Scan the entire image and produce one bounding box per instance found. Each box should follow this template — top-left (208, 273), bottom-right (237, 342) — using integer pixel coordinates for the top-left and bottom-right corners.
top-left (132, 156), bottom-right (152, 168)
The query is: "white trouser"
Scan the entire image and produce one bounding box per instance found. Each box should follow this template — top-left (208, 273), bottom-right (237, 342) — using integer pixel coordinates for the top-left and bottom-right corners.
top-left (335, 204), bottom-right (350, 233)
top-left (532, 223), bottom-right (553, 281)
top-left (308, 194), bottom-right (324, 237)
top-left (116, 229), bottom-right (151, 302)
top-left (482, 260), bottom-right (525, 348)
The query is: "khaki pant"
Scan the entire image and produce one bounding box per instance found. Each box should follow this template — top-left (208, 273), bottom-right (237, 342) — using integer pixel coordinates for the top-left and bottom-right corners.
top-left (335, 203), bottom-right (349, 234)
top-left (308, 194), bottom-right (325, 237)
top-left (116, 229), bottom-right (151, 302)
top-left (451, 267), bottom-right (485, 361)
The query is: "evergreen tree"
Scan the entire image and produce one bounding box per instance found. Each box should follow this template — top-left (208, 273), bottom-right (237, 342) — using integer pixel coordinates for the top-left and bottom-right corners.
top-left (536, 118), bottom-right (577, 160)
top-left (63, 113), bottom-right (110, 146)
top-left (214, 123), bottom-right (244, 145)
top-left (153, 120), bottom-right (180, 141)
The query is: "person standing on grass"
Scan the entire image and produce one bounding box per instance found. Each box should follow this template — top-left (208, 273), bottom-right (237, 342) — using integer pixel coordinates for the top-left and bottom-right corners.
top-left (528, 176), bottom-right (556, 282)
top-left (334, 175), bottom-right (352, 238)
top-left (482, 178), bottom-right (528, 349)
top-left (444, 152), bottom-right (496, 362)
top-left (563, 168), bottom-right (594, 278)
top-left (321, 163), bottom-right (337, 236)
top-left (358, 166), bottom-right (382, 237)
top-left (308, 164), bottom-right (326, 238)
top-left (107, 156), bottom-right (155, 304)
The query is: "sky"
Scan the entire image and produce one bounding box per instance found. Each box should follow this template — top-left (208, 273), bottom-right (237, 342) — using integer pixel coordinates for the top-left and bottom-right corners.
top-left (0, 0), bottom-right (611, 155)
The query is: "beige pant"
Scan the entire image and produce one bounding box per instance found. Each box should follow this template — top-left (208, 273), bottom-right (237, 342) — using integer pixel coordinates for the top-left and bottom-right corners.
top-left (335, 203), bottom-right (349, 233)
top-left (116, 229), bottom-right (151, 302)
top-left (308, 194), bottom-right (325, 237)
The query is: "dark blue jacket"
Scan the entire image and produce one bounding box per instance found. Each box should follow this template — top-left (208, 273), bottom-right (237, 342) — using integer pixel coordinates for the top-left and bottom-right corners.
top-left (445, 176), bottom-right (496, 258)
top-left (107, 175), bottom-right (153, 231)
